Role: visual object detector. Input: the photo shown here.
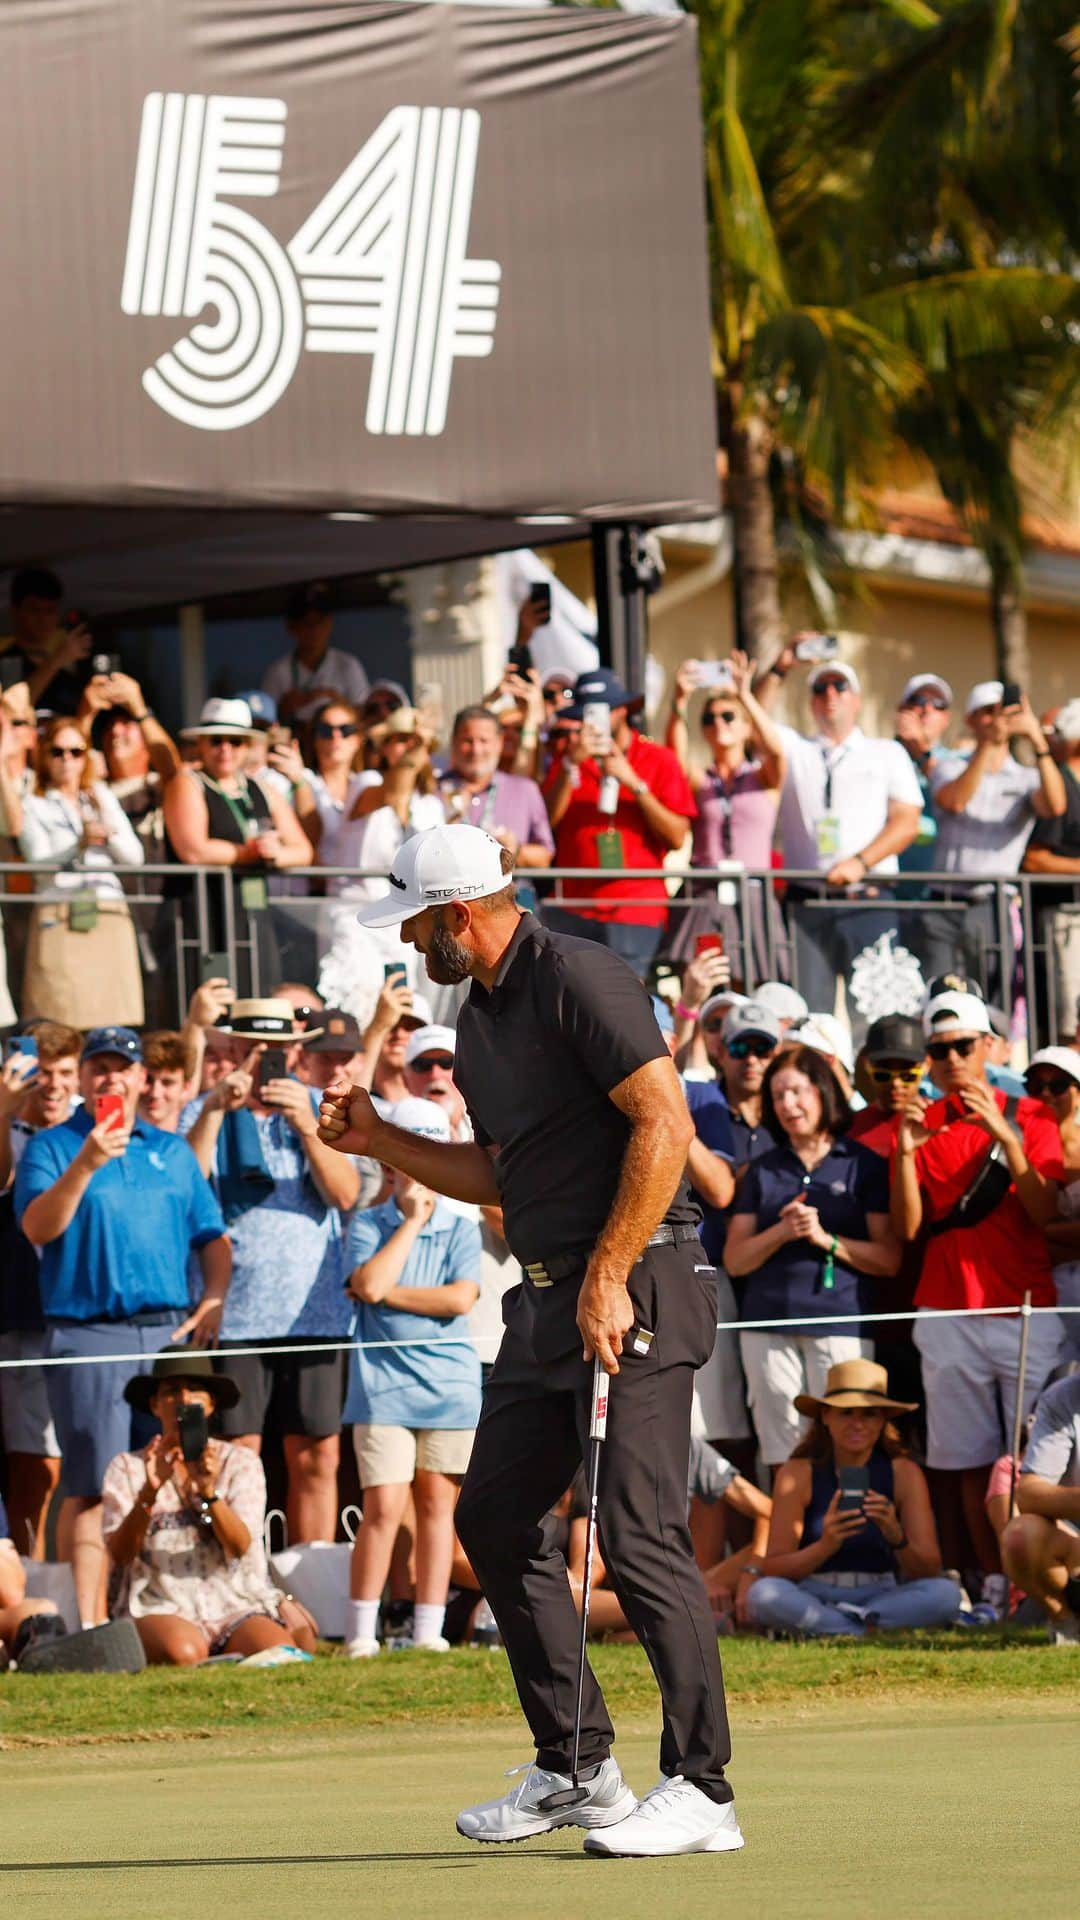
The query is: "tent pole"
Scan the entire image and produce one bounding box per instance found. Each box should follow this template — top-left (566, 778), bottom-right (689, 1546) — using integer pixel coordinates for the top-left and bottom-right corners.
top-left (591, 523), bottom-right (653, 696)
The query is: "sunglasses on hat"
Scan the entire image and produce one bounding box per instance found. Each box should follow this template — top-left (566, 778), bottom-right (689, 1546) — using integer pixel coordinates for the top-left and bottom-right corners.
top-left (927, 1036), bottom-right (978, 1061)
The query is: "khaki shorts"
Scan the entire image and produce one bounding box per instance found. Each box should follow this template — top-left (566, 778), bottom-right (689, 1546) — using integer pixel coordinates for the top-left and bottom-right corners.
top-left (352, 1423), bottom-right (475, 1488)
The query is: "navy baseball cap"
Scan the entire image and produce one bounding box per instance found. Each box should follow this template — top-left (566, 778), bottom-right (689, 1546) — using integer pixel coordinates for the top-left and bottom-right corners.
top-left (564, 667), bottom-right (644, 720)
top-left (81, 1026), bottom-right (143, 1065)
top-left (287, 580), bottom-right (334, 619)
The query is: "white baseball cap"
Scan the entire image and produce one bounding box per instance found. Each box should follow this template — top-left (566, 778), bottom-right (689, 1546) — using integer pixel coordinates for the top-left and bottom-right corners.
top-left (404, 1024), bottom-right (457, 1067)
top-left (700, 989), bottom-right (748, 1025)
top-left (390, 1097), bottom-right (452, 1142)
top-left (792, 1013), bottom-right (854, 1074)
top-left (354, 823), bottom-right (507, 930)
top-left (965, 680), bottom-right (1004, 717)
top-left (923, 991), bottom-right (992, 1038)
top-left (809, 661), bottom-right (860, 695)
top-left (1054, 698), bottom-right (1080, 745)
top-left (753, 981), bottom-right (809, 1023)
top-left (1025, 1047), bottom-right (1080, 1091)
top-left (900, 673), bottom-right (953, 707)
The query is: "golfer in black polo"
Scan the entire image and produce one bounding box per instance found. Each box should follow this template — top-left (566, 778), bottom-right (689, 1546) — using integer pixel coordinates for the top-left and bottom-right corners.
top-left (318, 823), bottom-right (742, 1858)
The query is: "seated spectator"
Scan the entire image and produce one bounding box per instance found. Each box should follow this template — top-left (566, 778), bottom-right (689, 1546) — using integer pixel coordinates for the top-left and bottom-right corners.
top-left (342, 1100), bottom-right (482, 1658)
top-left (0, 566), bottom-right (91, 714)
top-left (543, 667), bottom-right (696, 979)
top-left (261, 581), bottom-right (369, 726)
top-left (1025, 1047), bottom-right (1080, 1359)
top-left (137, 1031), bottom-right (196, 1134)
top-left (924, 682), bottom-right (1065, 999)
top-left (743, 1360), bottom-right (960, 1637)
top-left (892, 989), bottom-right (1067, 1589)
top-left (103, 1354), bottom-right (314, 1665)
top-left (725, 1046), bottom-right (899, 1471)
top-left (754, 652), bottom-right (921, 1030)
top-left (439, 705), bottom-right (554, 871)
top-left (19, 715), bottom-right (145, 1028)
top-left (0, 1023), bottom-right (81, 1557)
top-left (1001, 1374), bottom-right (1080, 1645)
top-left (15, 1026), bottom-right (230, 1626)
top-left (1023, 696), bottom-right (1080, 1039)
top-left (0, 1490), bottom-right (61, 1663)
top-left (164, 699), bottom-right (312, 1000)
top-left (183, 999), bottom-right (359, 1543)
top-left (665, 650), bottom-right (786, 977)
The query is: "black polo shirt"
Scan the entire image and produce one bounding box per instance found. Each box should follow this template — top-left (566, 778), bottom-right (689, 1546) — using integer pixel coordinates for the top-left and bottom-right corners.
top-left (1026, 763), bottom-right (1080, 913)
top-left (454, 912), bottom-right (698, 1264)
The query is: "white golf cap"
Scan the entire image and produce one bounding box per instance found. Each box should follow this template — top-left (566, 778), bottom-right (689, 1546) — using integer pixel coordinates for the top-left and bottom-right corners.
top-left (1054, 697), bottom-right (1080, 745)
top-left (793, 1014), bottom-right (854, 1074)
top-left (700, 989), bottom-right (748, 1025)
top-left (923, 991), bottom-right (992, 1038)
top-left (965, 679), bottom-right (1004, 717)
top-left (1026, 1047), bottom-right (1080, 1090)
top-left (390, 1096), bottom-right (452, 1142)
top-left (900, 673), bottom-right (953, 707)
top-left (398, 990), bottom-right (433, 1030)
top-left (404, 1024), bottom-right (457, 1066)
top-left (753, 981), bottom-right (809, 1023)
top-left (180, 697), bottom-right (256, 739)
top-left (809, 661), bottom-right (860, 695)
top-left (354, 823), bottom-right (506, 930)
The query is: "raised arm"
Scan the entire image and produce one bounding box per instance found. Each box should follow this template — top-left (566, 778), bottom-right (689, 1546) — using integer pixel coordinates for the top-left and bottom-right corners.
top-left (317, 1084), bottom-right (500, 1206)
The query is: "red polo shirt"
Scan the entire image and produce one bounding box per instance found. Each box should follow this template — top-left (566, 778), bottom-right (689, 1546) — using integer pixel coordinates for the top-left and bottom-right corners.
top-left (544, 735), bottom-right (695, 926)
top-left (901, 1091), bottom-right (1063, 1313)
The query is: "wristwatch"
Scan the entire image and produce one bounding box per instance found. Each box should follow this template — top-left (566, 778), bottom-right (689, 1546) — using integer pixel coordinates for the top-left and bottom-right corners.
top-left (204, 1490), bottom-right (220, 1505)
top-left (742, 1564), bottom-right (762, 1579)
top-left (633, 781), bottom-right (648, 798)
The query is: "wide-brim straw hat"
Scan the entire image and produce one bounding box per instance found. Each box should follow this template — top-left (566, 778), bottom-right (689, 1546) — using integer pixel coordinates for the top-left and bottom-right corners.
top-left (213, 997), bottom-right (324, 1043)
top-left (124, 1351), bottom-right (239, 1414)
top-left (179, 697), bottom-right (257, 740)
top-left (793, 1358), bottom-right (917, 1419)
top-left (364, 705), bottom-right (439, 752)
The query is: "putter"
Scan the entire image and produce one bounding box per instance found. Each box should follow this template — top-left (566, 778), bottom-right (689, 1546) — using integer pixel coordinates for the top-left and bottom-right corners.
top-left (538, 1354), bottom-right (610, 1814)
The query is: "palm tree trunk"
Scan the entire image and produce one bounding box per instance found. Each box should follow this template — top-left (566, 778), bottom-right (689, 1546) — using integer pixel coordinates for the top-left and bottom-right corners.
top-left (726, 402), bottom-right (783, 662)
top-left (989, 547), bottom-right (1029, 691)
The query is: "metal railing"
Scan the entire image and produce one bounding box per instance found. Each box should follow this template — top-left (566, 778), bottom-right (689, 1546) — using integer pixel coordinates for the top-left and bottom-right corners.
top-left (1, 861), bottom-right (1076, 1046)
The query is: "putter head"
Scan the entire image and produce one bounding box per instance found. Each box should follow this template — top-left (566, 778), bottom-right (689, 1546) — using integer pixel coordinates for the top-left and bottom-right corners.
top-left (536, 1785), bottom-right (590, 1813)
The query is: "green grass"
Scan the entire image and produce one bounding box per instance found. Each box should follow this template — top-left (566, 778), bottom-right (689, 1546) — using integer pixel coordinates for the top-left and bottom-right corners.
top-left (0, 1632), bottom-right (1074, 1749)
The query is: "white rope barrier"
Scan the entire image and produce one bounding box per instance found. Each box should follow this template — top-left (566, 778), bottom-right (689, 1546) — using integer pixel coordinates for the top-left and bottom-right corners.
top-left (1, 1300), bottom-right (1075, 1371)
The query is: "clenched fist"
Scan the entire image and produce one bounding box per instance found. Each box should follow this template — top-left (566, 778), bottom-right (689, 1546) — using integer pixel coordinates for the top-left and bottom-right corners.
top-left (317, 1083), bottom-right (380, 1157)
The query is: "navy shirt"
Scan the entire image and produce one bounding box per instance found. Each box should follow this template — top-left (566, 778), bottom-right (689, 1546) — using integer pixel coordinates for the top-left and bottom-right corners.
top-left (683, 1079), bottom-right (736, 1267)
top-left (15, 1108), bottom-right (225, 1323)
top-left (732, 1134), bottom-right (889, 1335)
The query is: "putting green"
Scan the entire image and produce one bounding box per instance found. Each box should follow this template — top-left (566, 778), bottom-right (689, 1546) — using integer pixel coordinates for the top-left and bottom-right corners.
top-left (3, 1699), bottom-right (1077, 1919)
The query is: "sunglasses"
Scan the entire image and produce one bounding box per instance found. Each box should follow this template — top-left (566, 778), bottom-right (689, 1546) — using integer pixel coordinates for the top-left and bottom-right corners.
top-left (927, 1036), bottom-right (979, 1061)
top-left (543, 686), bottom-right (568, 702)
top-left (813, 678), bottom-right (852, 696)
top-left (704, 709), bottom-right (738, 726)
top-left (48, 744), bottom-right (86, 759)
top-left (869, 1064), bottom-right (923, 1086)
top-left (205, 735), bottom-right (247, 747)
top-left (410, 1054), bottom-right (454, 1074)
top-left (902, 696), bottom-right (948, 712)
top-left (315, 721), bottom-right (359, 739)
top-left (1026, 1073), bottom-right (1075, 1099)
top-left (727, 1036), bottom-right (776, 1060)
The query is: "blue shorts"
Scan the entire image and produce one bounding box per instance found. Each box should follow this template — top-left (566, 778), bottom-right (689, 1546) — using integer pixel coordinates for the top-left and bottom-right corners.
top-left (44, 1314), bottom-right (186, 1500)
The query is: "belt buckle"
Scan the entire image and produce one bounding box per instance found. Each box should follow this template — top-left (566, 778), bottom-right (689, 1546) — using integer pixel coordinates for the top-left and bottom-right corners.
top-left (524, 1262), bottom-right (553, 1290)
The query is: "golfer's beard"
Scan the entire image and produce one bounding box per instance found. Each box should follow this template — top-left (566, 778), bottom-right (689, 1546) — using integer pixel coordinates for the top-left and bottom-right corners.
top-left (425, 918), bottom-right (474, 985)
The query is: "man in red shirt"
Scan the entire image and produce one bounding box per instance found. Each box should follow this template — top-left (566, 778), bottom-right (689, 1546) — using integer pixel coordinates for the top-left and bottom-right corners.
top-left (543, 668), bottom-right (695, 978)
top-left (891, 989), bottom-right (1067, 1590)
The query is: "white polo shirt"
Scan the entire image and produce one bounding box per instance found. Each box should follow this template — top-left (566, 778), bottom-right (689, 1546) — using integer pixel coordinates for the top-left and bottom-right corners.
top-left (776, 726), bottom-right (922, 874)
top-left (262, 644), bottom-right (370, 719)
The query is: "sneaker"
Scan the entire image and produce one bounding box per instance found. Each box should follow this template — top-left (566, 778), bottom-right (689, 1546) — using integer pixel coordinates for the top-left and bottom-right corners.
top-left (1048, 1611), bottom-right (1080, 1647)
top-left (346, 1637), bottom-right (380, 1660)
top-left (981, 1573), bottom-right (1009, 1616)
top-left (387, 1634), bottom-right (450, 1652)
top-left (584, 1776), bottom-right (745, 1858)
top-left (470, 1599), bottom-right (502, 1649)
top-left (457, 1756), bottom-right (636, 1844)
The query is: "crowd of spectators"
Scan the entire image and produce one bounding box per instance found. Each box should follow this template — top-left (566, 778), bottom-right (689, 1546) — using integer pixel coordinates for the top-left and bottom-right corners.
top-left (2, 566), bottom-right (1080, 1666)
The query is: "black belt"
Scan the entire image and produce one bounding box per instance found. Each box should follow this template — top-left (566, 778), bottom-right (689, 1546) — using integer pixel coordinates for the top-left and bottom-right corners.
top-left (522, 1223), bottom-right (699, 1289)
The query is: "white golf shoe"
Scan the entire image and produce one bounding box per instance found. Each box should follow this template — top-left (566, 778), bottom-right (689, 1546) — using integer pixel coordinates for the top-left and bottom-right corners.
top-left (584, 1775), bottom-right (745, 1857)
top-left (345, 1637), bottom-right (380, 1660)
top-left (456, 1756), bottom-right (636, 1844)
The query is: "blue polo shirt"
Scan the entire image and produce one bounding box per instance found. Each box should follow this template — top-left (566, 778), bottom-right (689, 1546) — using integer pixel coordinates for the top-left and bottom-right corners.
top-left (732, 1133), bottom-right (889, 1335)
top-left (683, 1079), bottom-right (736, 1267)
top-left (14, 1109), bottom-right (225, 1323)
top-left (343, 1199), bottom-right (482, 1430)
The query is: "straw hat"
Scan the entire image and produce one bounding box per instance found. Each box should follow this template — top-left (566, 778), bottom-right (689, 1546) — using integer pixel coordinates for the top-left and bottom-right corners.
top-left (364, 705), bottom-right (439, 752)
top-left (215, 997), bottom-right (324, 1042)
top-left (179, 697), bottom-right (257, 740)
top-left (124, 1351), bottom-right (239, 1414)
top-left (793, 1358), bottom-right (917, 1419)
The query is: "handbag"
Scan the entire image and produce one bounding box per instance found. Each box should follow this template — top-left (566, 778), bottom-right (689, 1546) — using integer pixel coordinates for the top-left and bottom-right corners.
top-left (264, 1504), bottom-right (362, 1641)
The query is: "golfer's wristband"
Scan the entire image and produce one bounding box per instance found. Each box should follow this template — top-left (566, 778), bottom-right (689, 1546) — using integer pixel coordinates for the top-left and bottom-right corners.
top-left (675, 1002), bottom-right (698, 1023)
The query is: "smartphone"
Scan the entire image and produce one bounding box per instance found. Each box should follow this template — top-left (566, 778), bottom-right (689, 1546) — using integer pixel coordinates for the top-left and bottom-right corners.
top-left (258, 1047), bottom-right (289, 1087)
top-left (5, 1032), bottom-right (38, 1061)
top-left (383, 962), bottom-right (407, 987)
top-left (199, 951), bottom-right (231, 985)
top-left (837, 1465), bottom-right (870, 1515)
top-left (507, 645), bottom-right (533, 677)
top-left (1001, 681), bottom-right (1021, 708)
top-left (581, 701), bottom-right (612, 751)
top-left (527, 582), bottom-right (552, 623)
top-left (695, 932), bottom-right (725, 957)
top-left (177, 1402), bottom-right (209, 1465)
top-left (91, 652), bottom-right (121, 676)
top-left (694, 660), bottom-right (734, 689)
top-left (95, 1093), bottom-right (126, 1133)
top-left (794, 633), bottom-right (841, 663)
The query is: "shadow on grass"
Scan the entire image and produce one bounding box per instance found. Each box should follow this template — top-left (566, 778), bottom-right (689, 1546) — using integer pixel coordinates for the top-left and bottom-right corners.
top-left (0, 1850), bottom-right (589, 1873)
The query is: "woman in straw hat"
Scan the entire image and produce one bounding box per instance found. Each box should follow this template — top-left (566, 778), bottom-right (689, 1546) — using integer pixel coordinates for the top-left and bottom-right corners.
top-left (102, 1353), bottom-right (316, 1665)
top-left (741, 1359), bottom-right (962, 1636)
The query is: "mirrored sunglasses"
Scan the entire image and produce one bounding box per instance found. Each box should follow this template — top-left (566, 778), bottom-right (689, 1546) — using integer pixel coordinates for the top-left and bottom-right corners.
top-left (869, 1064), bottom-right (922, 1085)
top-left (727, 1036), bottom-right (776, 1059)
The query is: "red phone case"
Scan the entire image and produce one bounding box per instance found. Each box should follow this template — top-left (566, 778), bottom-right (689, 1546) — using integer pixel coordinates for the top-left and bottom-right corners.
top-left (95, 1094), bottom-right (125, 1132)
top-left (696, 933), bottom-right (725, 956)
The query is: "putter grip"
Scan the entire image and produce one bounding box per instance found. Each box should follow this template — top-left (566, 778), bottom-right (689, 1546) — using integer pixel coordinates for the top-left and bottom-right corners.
top-left (589, 1358), bottom-right (609, 1443)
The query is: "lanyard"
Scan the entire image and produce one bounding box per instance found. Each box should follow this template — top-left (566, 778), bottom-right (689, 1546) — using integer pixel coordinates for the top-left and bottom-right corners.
top-left (707, 770), bottom-right (735, 858)
top-left (820, 743), bottom-right (851, 813)
top-left (444, 775), bottom-right (498, 830)
top-left (204, 773), bottom-right (258, 839)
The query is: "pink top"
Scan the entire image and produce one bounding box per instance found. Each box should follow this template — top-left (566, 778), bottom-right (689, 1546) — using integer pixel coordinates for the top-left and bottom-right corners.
top-left (691, 761), bottom-right (775, 871)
